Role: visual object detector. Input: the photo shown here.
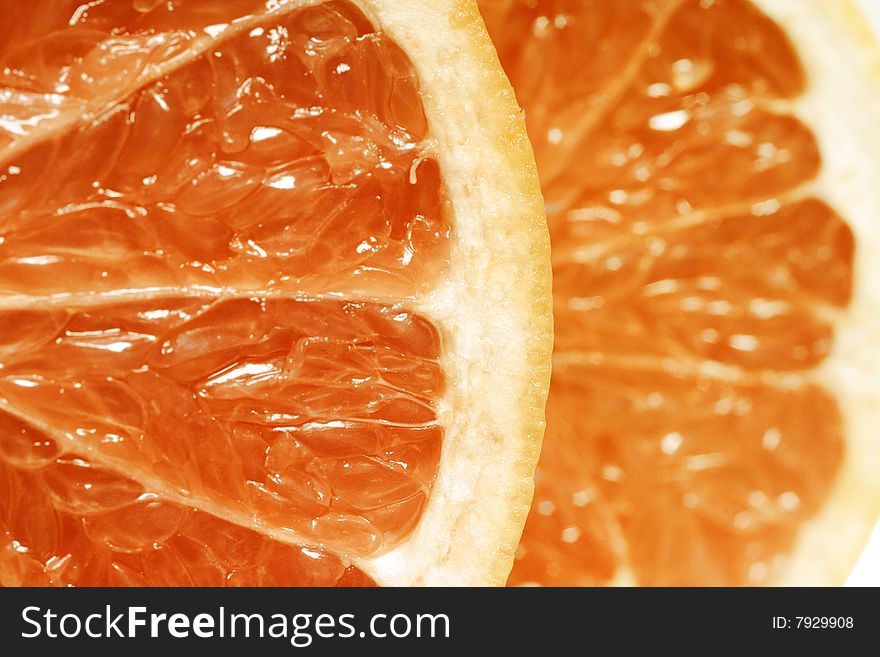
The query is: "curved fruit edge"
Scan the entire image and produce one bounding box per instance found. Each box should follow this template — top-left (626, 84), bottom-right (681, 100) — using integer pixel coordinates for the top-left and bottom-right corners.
top-left (352, 0), bottom-right (552, 586)
top-left (753, 0), bottom-right (880, 585)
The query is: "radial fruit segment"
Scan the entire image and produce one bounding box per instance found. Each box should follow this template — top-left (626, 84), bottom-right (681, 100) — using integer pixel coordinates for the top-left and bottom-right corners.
top-left (481, 0), bottom-right (857, 585)
top-left (0, 0), bottom-right (451, 586)
top-left (0, 0), bottom-right (448, 297)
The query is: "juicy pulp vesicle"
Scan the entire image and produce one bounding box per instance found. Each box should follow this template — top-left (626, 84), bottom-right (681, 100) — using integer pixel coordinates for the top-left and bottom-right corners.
top-left (0, 0), bottom-right (450, 586)
top-left (0, 0), bottom-right (448, 297)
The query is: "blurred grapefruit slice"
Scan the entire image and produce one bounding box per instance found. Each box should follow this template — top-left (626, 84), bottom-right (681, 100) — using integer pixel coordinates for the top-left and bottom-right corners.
top-left (0, 0), bottom-right (551, 586)
top-left (481, 0), bottom-right (880, 585)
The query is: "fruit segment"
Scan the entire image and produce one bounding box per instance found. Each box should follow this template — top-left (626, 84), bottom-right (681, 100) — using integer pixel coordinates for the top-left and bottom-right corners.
top-left (481, 0), bottom-right (853, 585)
top-left (0, 0), bottom-right (449, 298)
top-left (0, 0), bottom-right (451, 586)
top-left (0, 297), bottom-right (442, 585)
top-left (1, 454), bottom-right (376, 586)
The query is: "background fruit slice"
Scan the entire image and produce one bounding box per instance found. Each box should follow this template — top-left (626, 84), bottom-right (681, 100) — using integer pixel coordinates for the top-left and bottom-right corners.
top-left (481, 0), bottom-right (880, 585)
top-left (0, 0), bottom-right (551, 586)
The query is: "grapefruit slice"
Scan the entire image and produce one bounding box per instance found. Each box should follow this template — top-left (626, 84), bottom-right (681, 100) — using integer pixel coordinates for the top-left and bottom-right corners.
top-left (0, 0), bottom-right (551, 586)
top-left (481, 0), bottom-right (880, 585)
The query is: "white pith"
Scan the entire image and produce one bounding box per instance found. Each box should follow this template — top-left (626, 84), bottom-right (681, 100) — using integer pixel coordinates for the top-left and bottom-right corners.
top-left (749, 0), bottom-right (880, 585)
top-left (354, 0), bottom-right (551, 586)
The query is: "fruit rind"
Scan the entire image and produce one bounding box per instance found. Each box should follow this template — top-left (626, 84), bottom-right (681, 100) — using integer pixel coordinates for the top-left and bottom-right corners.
top-left (354, 0), bottom-right (552, 586)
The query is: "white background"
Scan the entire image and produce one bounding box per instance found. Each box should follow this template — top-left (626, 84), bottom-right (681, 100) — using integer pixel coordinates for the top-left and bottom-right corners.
top-left (842, 0), bottom-right (879, 587)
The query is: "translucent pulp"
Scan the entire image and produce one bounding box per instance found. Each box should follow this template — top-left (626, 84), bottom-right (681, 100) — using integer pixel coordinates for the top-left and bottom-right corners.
top-left (482, 0), bottom-right (852, 585)
top-left (0, 0), bottom-right (451, 586)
